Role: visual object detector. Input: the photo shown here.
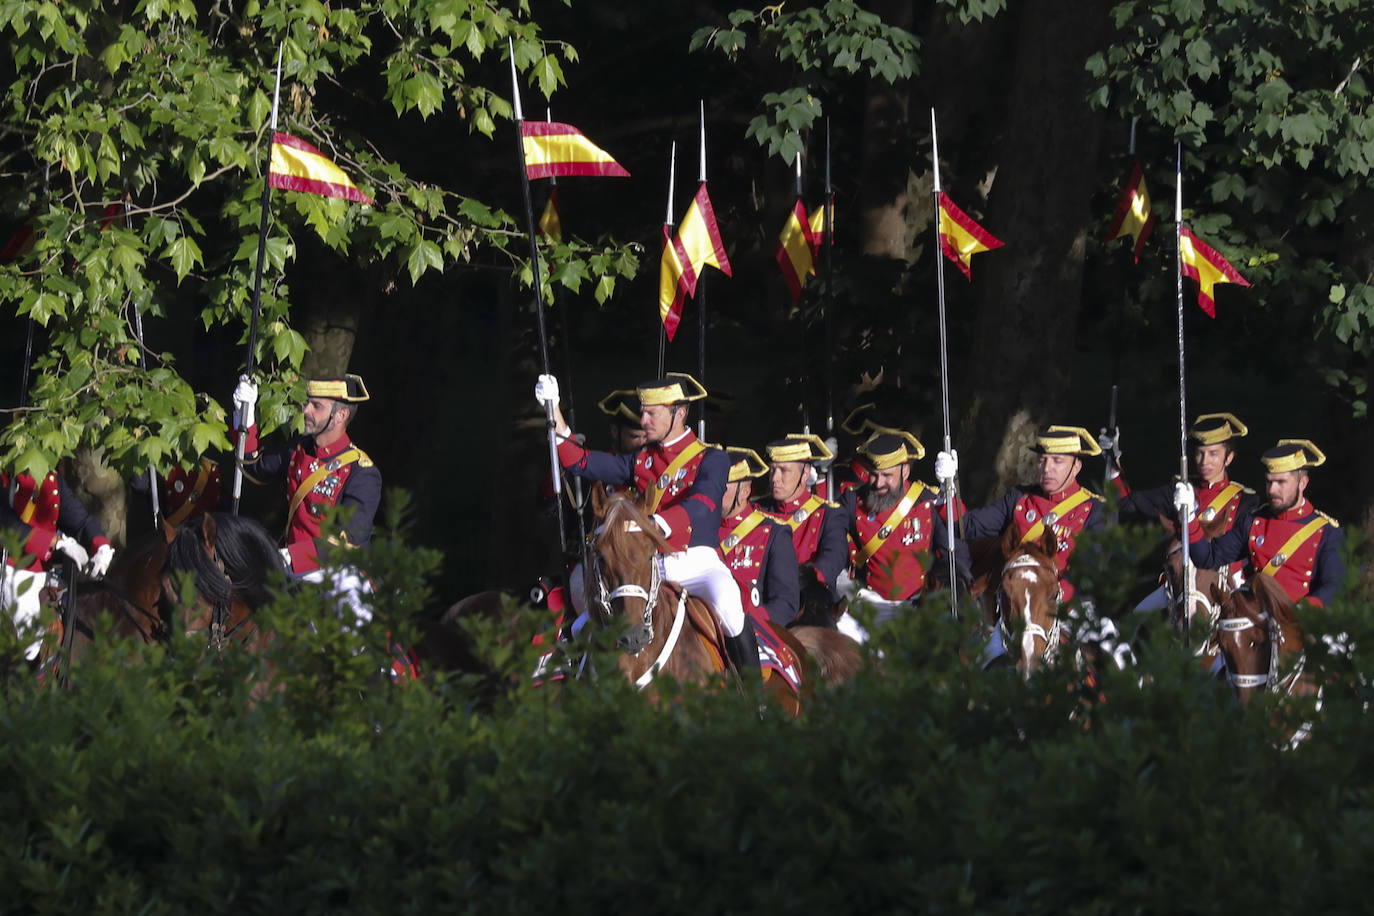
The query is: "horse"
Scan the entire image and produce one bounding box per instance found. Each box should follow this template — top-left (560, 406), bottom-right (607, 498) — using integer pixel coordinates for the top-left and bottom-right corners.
top-left (586, 489), bottom-right (814, 714)
top-left (1212, 572), bottom-right (1311, 704)
top-left (988, 525), bottom-right (1065, 678)
top-left (1160, 511), bottom-right (1232, 671)
top-left (50, 513), bottom-right (283, 674)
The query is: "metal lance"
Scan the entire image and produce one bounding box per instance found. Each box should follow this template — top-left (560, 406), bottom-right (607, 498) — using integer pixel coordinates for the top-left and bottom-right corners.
top-left (510, 42), bottom-right (569, 555)
top-left (232, 43), bottom-right (284, 516)
top-left (1174, 142), bottom-right (1193, 648)
top-left (1103, 384), bottom-right (1119, 493)
top-left (930, 109), bottom-right (959, 620)
top-left (122, 172), bottom-right (160, 526)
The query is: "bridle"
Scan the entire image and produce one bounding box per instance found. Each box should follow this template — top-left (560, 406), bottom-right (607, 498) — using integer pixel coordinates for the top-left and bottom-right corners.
top-left (998, 552), bottom-right (1063, 668)
top-left (1218, 590), bottom-right (1303, 694)
top-left (156, 547), bottom-right (246, 653)
top-left (1164, 541), bottom-right (1219, 635)
top-left (587, 529), bottom-right (688, 689)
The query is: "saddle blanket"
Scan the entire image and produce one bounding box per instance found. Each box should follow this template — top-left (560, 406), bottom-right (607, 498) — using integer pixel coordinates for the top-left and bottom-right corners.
top-left (753, 619), bottom-right (803, 695)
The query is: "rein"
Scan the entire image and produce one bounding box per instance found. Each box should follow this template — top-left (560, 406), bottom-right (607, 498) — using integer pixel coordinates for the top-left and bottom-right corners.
top-left (1219, 596), bottom-right (1302, 694)
top-left (589, 524), bottom-right (692, 689)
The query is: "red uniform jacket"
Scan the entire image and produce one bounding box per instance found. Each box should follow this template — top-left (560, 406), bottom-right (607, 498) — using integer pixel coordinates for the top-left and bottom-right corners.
top-left (1189, 499), bottom-right (1345, 607)
top-left (1, 471), bottom-right (110, 572)
top-left (719, 506), bottom-right (800, 626)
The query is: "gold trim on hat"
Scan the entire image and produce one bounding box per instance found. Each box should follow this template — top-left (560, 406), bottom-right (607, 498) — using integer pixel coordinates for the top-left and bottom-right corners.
top-left (860, 427), bottom-right (925, 469)
top-left (597, 389), bottom-right (641, 425)
top-left (306, 373), bottom-right (369, 403)
top-left (1031, 425), bottom-right (1101, 456)
top-left (638, 371), bottom-right (708, 406)
top-left (723, 446), bottom-right (768, 482)
top-left (766, 433), bottom-right (834, 465)
top-left (1262, 438), bottom-right (1326, 473)
top-left (841, 403), bottom-right (879, 436)
top-left (1190, 412), bottom-right (1248, 445)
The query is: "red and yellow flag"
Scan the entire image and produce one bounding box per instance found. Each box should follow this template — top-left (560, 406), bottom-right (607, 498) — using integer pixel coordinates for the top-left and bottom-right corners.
top-left (538, 187), bottom-right (562, 242)
top-left (775, 198), bottom-right (816, 302)
top-left (676, 183), bottom-right (731, 295)
top-left (937, 193), bottom-right (1003, 280)
top-left (808, 197), bottom-right (833, 251)
top-left (269, 132), bottom-right (374, 204)
top-left (520, 122), bottom-right (630, 180)
top-left (659, 225), bottom-right (693, 341)
top-left (1106, 158), bottom-right (1155, 263)
top-left (1179, 225), bottom-right (1250, 318)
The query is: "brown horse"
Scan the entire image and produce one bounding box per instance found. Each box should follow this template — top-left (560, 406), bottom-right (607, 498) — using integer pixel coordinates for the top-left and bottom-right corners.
top-left (1212, 572), bottom-right (1310, 704)
top-left (587, 490), bottom-right (819, 714)
top-left (51, 513), bottom-right (278, 675)
top-left (983, 525), bottom-right (1065, 678)
top-left (1162, 511), bottom-right (1232, 670)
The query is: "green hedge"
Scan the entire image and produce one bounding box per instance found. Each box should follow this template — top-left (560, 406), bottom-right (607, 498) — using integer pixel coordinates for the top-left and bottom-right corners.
top-left (2, 505), bottom-right (1372, 915)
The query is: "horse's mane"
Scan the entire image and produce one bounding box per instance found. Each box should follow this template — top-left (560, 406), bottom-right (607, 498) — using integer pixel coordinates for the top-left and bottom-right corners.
top-left (165, 516), bottom-right (234, 609)
top-left (596, 494), bottom-right (673, 572)
top-left (1251, 571), bottom-right (1297, 629)
top-left (209, 512), bottom-right (287, 608)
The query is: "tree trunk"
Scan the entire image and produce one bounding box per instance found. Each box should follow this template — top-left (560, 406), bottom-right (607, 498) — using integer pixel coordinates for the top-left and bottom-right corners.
top-left (956, 0), bottom-right (1111, 502)
top-left (856, 0), bottom-right (916, 259)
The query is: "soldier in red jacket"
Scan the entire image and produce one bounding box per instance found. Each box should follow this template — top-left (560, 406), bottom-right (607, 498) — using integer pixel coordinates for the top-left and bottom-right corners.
top-left (718, 447), bottom-right (799, 627)
top-left (537, 371), bottom-right (760, 680)
top-left (233, 373), bottom-right (380, 622)
top-left (1183, 439), bottom-right (1344, 608)
top-left (756, 434), bottom-right (849, 601)
top-left (2, 467), bottom-right (114, 659)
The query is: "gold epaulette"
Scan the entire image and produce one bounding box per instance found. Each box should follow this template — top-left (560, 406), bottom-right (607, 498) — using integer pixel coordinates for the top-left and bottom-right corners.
top-left (356, 450), bottom-right (374, 469)
top-left (1316, 509), bottom-right (1340, 528)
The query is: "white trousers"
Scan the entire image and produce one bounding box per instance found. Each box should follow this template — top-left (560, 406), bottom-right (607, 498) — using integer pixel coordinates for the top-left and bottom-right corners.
top-left (569, 546), bottom-right (746, 638)
top-left (299, 566), bottom-right (373, 626)
top-left (838, 587), bottom-right (911, 645)
top-left (1, 566), bottom-right (45, 660)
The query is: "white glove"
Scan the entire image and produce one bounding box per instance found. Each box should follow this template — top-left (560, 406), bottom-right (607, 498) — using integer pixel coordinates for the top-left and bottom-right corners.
top-left (1173, 481), bottom-right (1195, 515)
top-left (54, 534), bottom-right (89, 570)
top-left (233, 374), bottom-right (259, 429)
top-left (935, 449), bottom-right (959, 484)
top-left (278, 547), bottom-right (293, 572)
top-left (650, 513), bottom-right (672, 538)
top-left (534, 374), bottom-right (560, 409)
top-left (88, 543), bottom-right (115, 578)
top-left (1098, 427), bottom-right (1120, 457)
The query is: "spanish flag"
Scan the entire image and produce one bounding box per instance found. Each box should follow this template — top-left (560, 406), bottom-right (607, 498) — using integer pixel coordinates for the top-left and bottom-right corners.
top-left (675, 183), bottom-right (731, 295)
top-left (521, 121), bottom-right (630, 180)
top-left (538, 187), bottom-right (562, 242)
top-left (937, 193), bottom-right (1003, 280)
top-left (659, 225), bottom-right (693, 341)
top-left (269, 133), bottom-right (374, 204)
top-left (775, 198), bottom-right (815, 302)
top-left (809, 197), bottom-right (833, 251)
top-left (1179, 225), bottom-right (1249, 318)
top-left (1106, 158), bottom-right (1155, 263)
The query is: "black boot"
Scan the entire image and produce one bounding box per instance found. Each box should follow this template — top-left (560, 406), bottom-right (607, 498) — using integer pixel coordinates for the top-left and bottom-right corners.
top-left (724, 624), bottom-right (763, 686)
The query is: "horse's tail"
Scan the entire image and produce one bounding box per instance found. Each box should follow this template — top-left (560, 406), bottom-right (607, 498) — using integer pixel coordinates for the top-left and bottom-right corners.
top-left (208, 512), bottom-right (288, 608)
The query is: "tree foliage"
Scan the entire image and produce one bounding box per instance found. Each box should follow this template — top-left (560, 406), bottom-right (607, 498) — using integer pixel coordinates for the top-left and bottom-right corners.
top-left (0, 0), bottom-right (637, 481)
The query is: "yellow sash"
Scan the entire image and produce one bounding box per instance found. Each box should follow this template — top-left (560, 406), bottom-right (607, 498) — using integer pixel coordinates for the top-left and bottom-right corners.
top-left (643, 440), bottom-right (705, 514)
top-left (857, 481), bottom-right (927, 565)
top-left (1199, 482), bottom-right (1242, 522)
top-left (721, 510), bottom-right (769, 556)
top-left (166, 460), bottom-right (214, 526)
top-left (1261, 516), bottom-right (1329, 575)
top-left (783, 494), bottom-right (825, 532)
top-left (1020, 488), bottom-right (1093, 545)
top-left (286, 448), bottom-right (363, 535)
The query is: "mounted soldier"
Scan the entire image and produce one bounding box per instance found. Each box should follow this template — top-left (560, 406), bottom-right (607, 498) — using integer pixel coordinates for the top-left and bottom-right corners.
top-left (1182, 439), bottom-right (1344, 608)
top-left (834, 428), bottom-right (958, 643)
top-left (718, 447), bottom-right (799, 627)
top-left (598, 388), bottom-right (648, 456)
top-left (129, 458), bottom-right (224, 526)
top-left (938, 425), bottom-right (1108, 603)
top-left (1108, 412), bottom-right (1259, 612)
top-left (1, 467), bottom-right (115, 660)
top-left (535, 371), bottom-right (761, 681)
top-left (232, 373), bottom-right (381, 621)
top-left (756, 434), bottom-right (849, 602)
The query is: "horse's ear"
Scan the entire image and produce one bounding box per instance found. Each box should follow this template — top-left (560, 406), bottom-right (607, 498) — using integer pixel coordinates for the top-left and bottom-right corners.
top-left (199, 513), bottom-right (218, 559)
top-left (1210, 581), bottom-right (1226, 605)
top-left (999, 524), bottom-right (1018, 558)
top-left (1039, 525), bottom-right (1058, 559)
top-left (590, 481), bottom-right (610, 519)
top-left (160, 517), bottom-right (177, 544)
top-left (1158, 512), bottom-right (1180, 538)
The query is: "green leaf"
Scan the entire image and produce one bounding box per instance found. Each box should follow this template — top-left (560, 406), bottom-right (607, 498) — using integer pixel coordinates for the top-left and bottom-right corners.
top-left (166, 236), bottom-right (203, 283)
top-left (406, 239), bottom-right (444, 284)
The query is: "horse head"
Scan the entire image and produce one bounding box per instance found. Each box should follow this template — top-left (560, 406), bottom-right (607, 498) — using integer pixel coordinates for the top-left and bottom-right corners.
top-left (997, 525), bottom-right (1062, 678)
top-left (1163, 511), bottom-right (1230, 631)
top-left (159, 513), bottom-right (257, 650)
top-left (588, 493), bottom-right (674, 653)
top-left (1216, 572), bottom-right (1301, 702)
